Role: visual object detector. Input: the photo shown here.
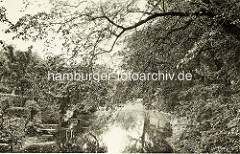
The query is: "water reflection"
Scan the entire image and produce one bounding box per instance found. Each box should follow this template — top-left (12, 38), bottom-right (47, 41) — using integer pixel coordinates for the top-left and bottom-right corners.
top-left (102, 125), bottom-right (130, 153)
top-left (97, 100), bottom-right (173, 153)
top-left (18, 99), bottom-right (173, 153)
top-left (53, 99), bottom-right (173, 153)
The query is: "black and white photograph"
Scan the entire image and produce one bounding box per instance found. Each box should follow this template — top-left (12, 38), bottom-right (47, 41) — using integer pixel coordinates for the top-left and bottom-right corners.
top-left (0, 0), bottom-right (239, 153)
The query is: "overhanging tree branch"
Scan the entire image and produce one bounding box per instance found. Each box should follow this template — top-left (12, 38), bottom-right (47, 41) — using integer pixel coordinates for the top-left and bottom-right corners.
top-left (124, 10), bottom-right (214, 31)
top-left (5, 5), bottom-right (216, 55)
top-left (95, 9), bottom-right (214, 53)
top-left (96, 29), bottom-right (125, 55)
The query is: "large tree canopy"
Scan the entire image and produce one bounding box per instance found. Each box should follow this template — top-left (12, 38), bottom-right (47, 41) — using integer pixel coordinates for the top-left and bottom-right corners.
top-left (1, 0), bottom-right (239, 62)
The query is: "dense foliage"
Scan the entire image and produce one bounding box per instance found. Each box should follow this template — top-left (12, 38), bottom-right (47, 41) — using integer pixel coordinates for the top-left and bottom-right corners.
top-left (0, 0), bottom-right (239, 152)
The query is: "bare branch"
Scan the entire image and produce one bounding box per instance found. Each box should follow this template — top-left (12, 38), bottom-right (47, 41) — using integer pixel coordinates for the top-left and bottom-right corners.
top-left (58, 1), bottom-right (87, 8)
top-left (96, 29), bottom-right (125, 55)
top-left (93, 9), bottom-right (214, 54)
top-left (91, 15), bottom-right (125, 29)
top-left (124, 10), bottom-right (214, 31)
top-left (162, 0), bottom-right (165, 13)
top-left (49, 14), bottom-right (87, 25)
top-left (89, 33), bottom-right (102, 64)
top-left (128, 10), bottom-right (153, 15)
